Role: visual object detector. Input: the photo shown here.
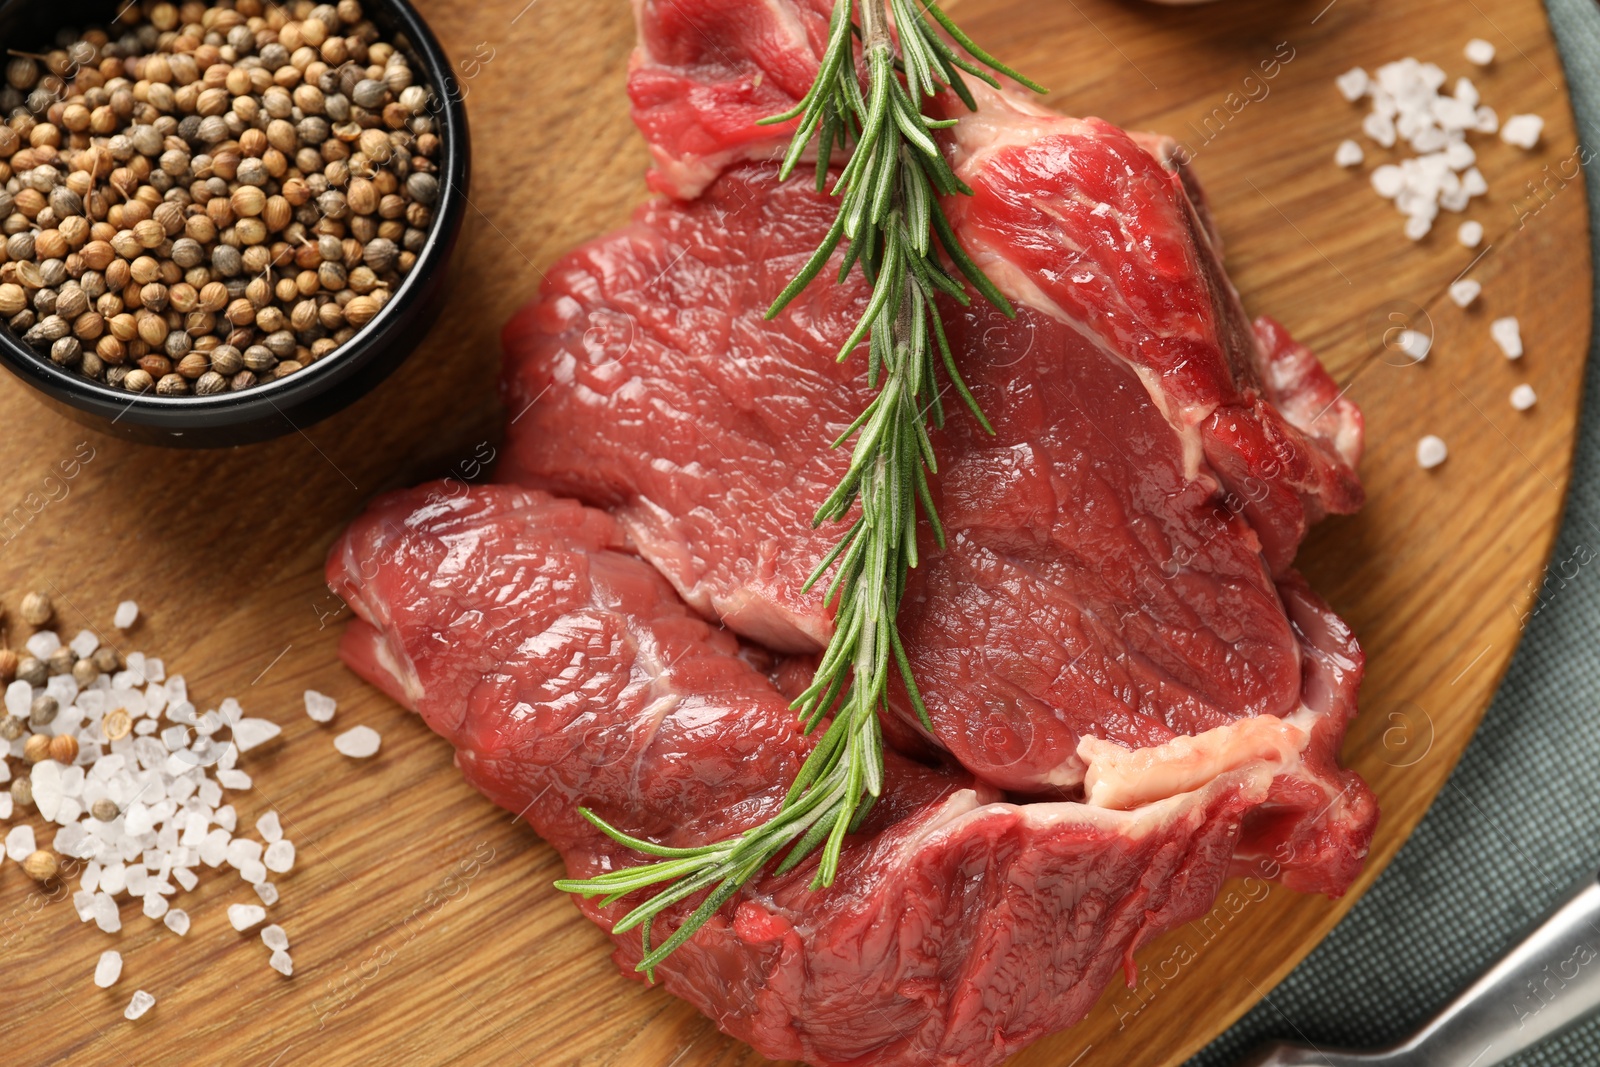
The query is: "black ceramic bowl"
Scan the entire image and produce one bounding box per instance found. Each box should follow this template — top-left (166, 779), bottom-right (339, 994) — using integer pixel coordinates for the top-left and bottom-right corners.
top-left (0, 0), bottom-right (468, 447)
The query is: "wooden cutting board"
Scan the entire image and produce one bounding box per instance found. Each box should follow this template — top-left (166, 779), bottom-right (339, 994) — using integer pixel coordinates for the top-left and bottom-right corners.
top-left (0, 0), bottom-right (1588, 1064)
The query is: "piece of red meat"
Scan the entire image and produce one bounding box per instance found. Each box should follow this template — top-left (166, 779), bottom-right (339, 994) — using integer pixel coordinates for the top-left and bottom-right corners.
top-left (629, 0), bottom-right (835, 198)
top-left (329, 483), bottom-right (1310, 1067)
top-left (498, 162), bottom-right (1376, 891)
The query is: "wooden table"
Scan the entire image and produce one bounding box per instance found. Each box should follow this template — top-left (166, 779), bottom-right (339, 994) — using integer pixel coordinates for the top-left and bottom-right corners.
top-left (0, 0), bottom-right (1589, 1064)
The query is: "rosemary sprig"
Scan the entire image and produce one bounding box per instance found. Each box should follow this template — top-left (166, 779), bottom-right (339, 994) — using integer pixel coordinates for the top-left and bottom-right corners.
top-left (555, 0), bottom-right (1043, 978)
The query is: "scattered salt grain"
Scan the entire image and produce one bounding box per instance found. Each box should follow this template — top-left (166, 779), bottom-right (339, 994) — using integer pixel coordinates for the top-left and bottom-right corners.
top-left (1465, 38), bottom-right (1496, 66)
top-left (264, 840), bottom-right (296, 874)
top-left (1334, 140), bottom-right (1364, 168)
top-left (1336, 67), bottom-right (1369, 102)
top-left (1458, 220), bottom-right (1484, 247)
top-left (1511, 384), bottom-right (1538, 411)
top-left (6, 825), bottom-right (36, 863)
top-left (95, 950), bottom-right (123, 988)
top-left (1449, 279), bottom-right (1482, 307)
top-left (113, 601), bottom-right (139, 629)
top-left (1371, 164), bottom-right (1405, 199)
top-left (4, 679), bottom-right (28, 717)
top-left (70, 630), bottom-right (100, 659)
top-left (334, 725), bottom-right (381, 759)
top-left (303, 690), bottom-right (337, 724)
top-left (124, 990), bottom-right (156, 1021)
top-left (142, 892), bottom-right (169, 921)
top-left (269, 950), bottom-right (293, 977)
top-left (1492, 316), bottom-right (1524, 358)
top-left (255, 882), bottom-right (279, 906)
top-left (231, 718), bottom-right (281, 753)
top-left (257, 811), bottom-right (283, 843)
top-left (26, 630), bottom-right (60, 659)
top-left (262, 924), bottom-right (289, 952)
top-left (163, 909), bottom-right (190, 936)
top-left (1396, 329), bottom-right (1432, 362)
top-left (1501, 113), bottom-right (1544, 149)
top-left (1417, 435), bottom-right (1449, 469)
top-left (228, 903), bottom-right (266, 932)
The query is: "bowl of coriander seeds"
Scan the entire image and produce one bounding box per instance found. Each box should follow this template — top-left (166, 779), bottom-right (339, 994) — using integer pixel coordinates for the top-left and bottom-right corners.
top-left (0, 0), bottom-right (468, 446)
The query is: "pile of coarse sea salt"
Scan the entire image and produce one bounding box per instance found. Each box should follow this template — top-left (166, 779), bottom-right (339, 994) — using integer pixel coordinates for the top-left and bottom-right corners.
top-left (1333, 39), bottom-right (1544, 467)
top-left (0, 601), bottom-right (337, 1021)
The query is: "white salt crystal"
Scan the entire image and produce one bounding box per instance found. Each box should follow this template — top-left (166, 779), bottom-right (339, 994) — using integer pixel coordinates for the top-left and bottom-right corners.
top-left (1449, 279), bottom-right (1482, 307)
top-left (173, 867), bottom-right (197, 892)
top-left (1363, 111), bottom-right (1397, 148)
top-left (303, 690), bottom-right (337, 724)
top-left (240, 859), bottom-right (268, 885)
top-left (1417, 435), bottom-right (1449, 469)
top-left (215, 805), bottom-right (237, 833)
top-left (269, 950), bottom-right (293, 977)
top-left (74, 891), bottom-right (96, 922)
top-left (0, 794), bottom-right (12, 820)
top-left (124, 989), bottom-right (156, 1020)
top-left (113, 601), bottom-right (139, 630)
top-left (6, 824), bottom-right (36, 862)
top-left (217, 770), bottom-right (252, 791)
top-left (218, 698), bottom-right (243, 726)
top-left (1473, 106), bottom-right (1499, 135)
top-left (1492, 316), bottom-right (1524, 358)
top-left (334, 726), bottom-right (381, 759)
top-left (5, 680), bottom-right (31, 718)
top-left (1511, 384), bottom-right (1538, 411)
top-left (263, 840), bottom-right (295, 874)
top-left (95, 950), bottom-right (123, 988)
top-left (255, 882), bottom-right (279, 906)
top-left (257, 811), bottom-right (283, 843)
top-left (100, 863), bottom-right (127, 895)
top-left (70, 630), bottom-right (100, 659)
top-left (1404, 214), bottom-right (1432, 241)
top-left (1396, 329), bottom-right (1432, 362)
top-left (200, 829), bottom-right (230, 867)
top-left (261, 924), bottom-right (289, 952)
top-left (1501, 114), bottom-right (1544, 149)
top-left (1465, 38), bottom-right (1496, 66)
top-left (231, 718), bottom-right (281, 753)
top-left (1459, 220), bottom-right (1484, 248)
top-left (26, 631), bottom-right (61, 658)
top-left (94, 893), bottom-right (121, 933)
top-left (163, 908), bottom-right (190, 935)
top-left (226, 838), bottom-right (263, 869)
top-left (1334, 140), bottom-right (1364, 168)
top-left (228, 903), bottom-right (266, 931)
top-left (1336, 67), bottom-right (1369, 102)
top-left (1462, 168), bottom-right (1489, 197)
top-left (143, 659), bottom-right (163, 683)
top-left (142, 891), bottom-right (168, 920)
top-left (32, 761), bottom-right (63, 821)
top-left (1371, 164), bottom-right (1405, 199)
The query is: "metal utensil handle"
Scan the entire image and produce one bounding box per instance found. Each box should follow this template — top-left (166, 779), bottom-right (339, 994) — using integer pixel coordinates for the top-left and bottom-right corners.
top-left (1398, 870), bottom-right (1600, 1066)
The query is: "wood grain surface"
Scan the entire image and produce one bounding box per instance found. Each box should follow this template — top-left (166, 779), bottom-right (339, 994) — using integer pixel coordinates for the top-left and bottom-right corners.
top-left (0, 0), bottom-right (1589, 1065)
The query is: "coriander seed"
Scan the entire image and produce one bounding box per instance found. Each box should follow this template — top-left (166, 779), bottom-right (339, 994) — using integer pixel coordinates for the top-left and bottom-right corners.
top-left (49, 733), bottom-right (78, 764)
top-left (102, 708), bottom-right (132, 742)
top-left (16, 656), bottom-right (47, 687)
top-left (0, 649), bottom-right (16, 685)
top-left (91, 798), bottom-right (119, 822)
top-left (29, 694), bottom-right (59, 728)
top-left (20, 590), bottom-right (53, 625)
top-left (23, 733), bottom-right (51, 764)
top-left (22, 850), bottom-right (58, 883)
top-left (9, 776), bottom-right (32, 809)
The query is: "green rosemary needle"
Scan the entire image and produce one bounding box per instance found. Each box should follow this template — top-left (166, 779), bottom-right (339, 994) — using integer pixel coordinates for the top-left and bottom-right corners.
top-left (555, 0), bottom-right (1043, 979)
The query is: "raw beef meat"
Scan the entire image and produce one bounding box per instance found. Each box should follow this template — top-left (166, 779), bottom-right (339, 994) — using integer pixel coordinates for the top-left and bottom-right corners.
top-left (330, 1), bottom-right (1380, 1061)
top-left (630, 0), bottom-right (835, 198)
top-left (331, 483), bottom-right (1328, 1067)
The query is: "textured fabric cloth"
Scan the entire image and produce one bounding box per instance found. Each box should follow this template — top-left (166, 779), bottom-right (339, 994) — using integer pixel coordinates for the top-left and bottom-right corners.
top-left (1191, 2), bottom-right (1600, 1064)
